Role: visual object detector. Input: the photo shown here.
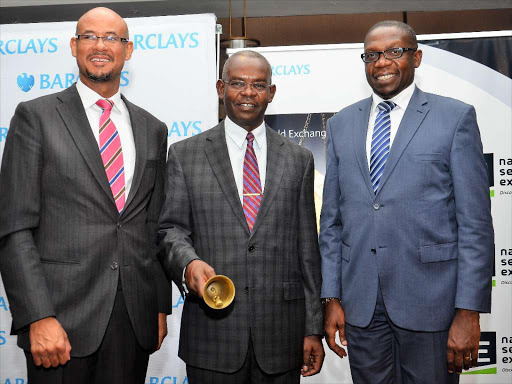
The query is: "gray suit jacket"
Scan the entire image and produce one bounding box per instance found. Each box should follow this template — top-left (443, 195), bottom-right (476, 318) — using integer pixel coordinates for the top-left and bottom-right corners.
top-left (320, 87), bottom-right (494, 332)
top-left (0, 84), bottom-right (172, 356)
top-left (158, 122), bottom-right (323, 374)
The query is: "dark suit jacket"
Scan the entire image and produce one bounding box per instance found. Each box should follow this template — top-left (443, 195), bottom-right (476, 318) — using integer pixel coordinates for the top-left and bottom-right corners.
top-left (320, 87), bottom-right (494, 331)
top-left (158, 122), bottom-right (323, 374)
top-left (0, 84), bottom-right (172, 356)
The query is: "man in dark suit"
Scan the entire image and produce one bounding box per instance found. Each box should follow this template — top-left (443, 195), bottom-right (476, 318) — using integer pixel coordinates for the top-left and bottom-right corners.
top-left (0, 7), bottom-right (171, 384)
top-left (158, 50), bottom-right (324, 383)
top-left (320, 21), bottom-right (494, 383)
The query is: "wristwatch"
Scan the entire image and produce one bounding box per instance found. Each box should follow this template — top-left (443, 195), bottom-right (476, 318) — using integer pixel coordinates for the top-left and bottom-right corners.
top-left (321, 297), bottom-right (338, 307)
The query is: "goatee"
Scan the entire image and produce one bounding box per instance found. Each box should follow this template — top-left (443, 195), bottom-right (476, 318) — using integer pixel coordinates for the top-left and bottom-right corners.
top-left (87, 70), bottom-right (113, 83)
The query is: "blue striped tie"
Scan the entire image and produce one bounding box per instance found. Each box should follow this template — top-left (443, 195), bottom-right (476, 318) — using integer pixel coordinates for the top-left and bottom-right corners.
top-left (370, 100), bottom-right (396, 193)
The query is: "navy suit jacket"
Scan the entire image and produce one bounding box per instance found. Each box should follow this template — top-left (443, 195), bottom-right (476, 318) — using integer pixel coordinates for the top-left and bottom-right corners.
top-left (320, 87), bottom-right (494, 331)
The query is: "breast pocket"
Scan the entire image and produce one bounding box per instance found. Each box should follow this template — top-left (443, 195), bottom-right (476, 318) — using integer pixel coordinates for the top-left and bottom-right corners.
top-left (420, 242), bottom-right (458, 263)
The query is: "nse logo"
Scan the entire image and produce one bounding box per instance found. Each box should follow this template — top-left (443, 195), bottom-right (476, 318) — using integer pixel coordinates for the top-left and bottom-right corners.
top-left (17, 71), bottom-right (130, 92)
top-left (463, 331), bottom-right (497, 375)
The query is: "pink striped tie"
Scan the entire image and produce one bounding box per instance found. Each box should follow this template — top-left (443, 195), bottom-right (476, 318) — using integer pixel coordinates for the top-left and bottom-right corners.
top-left (243, 133), bottom-right (262, 231)
top-left (96, 99), bottom-right (126, 214)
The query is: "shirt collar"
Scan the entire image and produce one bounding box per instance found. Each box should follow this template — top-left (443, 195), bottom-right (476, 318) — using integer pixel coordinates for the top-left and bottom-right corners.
top-left (76, 78), bottom-right (122, 112)
top-left (371, 81), bottom-right (416, 113)
top-left (224, 116), bottom-right (266, 149)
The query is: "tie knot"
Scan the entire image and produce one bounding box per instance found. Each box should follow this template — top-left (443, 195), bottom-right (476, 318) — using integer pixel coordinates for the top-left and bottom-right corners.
top-left (377, 100), bottom-right (396, 113)
top-left (246, 132), bottom-right (255, 143)
top-left (96, 99), bottom-right (114, 112)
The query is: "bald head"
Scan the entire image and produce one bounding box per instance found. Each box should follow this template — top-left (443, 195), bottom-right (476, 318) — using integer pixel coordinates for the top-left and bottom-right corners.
top-left (76, 7), bottom-right (129, 39)
top-left (222, 50), bottom-right (273, 84)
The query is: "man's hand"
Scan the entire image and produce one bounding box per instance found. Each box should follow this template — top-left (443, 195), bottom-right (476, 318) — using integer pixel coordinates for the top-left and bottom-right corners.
top-left (185, 259), bottom-right (215, 298)
top-left (301, 335), bottom-right (325, 377)
top-left (29, 317), bottom-right (71, 368)
top-left (156, 313), bottom-right (168, 351)
top-left (447, 309), bottom-right (480, 374)
top-left (324, 299), bottom-right (348, 359)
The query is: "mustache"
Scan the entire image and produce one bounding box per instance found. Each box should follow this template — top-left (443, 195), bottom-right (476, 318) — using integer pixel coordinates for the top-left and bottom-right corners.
top-left (87, 52), bottom-right (114, 61)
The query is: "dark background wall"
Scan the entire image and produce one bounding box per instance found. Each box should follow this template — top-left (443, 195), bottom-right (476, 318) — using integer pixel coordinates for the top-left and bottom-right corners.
top-left (1, 2), bottom-right (511, 46)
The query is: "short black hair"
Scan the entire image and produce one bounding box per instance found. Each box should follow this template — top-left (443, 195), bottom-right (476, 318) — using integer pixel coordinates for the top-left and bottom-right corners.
top-left (222, 50), bottom-right (272, 83)
top-left (365, 20), bottom-right (418, 47)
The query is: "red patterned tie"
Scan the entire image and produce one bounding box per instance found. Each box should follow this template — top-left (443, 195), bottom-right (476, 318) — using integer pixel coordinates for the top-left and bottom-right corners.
top-left (96, 99), bottom-right (126, 214)
top-left (243, 132), bottom-right (262, 231)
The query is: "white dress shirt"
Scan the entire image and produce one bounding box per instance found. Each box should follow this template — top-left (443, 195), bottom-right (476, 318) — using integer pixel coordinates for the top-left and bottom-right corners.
top-left (366, 82), bottom-right (416, 169)
top-left (76, 79), bottom-right (136, 199)
top-left (224, 116), bottom-right (267, 203)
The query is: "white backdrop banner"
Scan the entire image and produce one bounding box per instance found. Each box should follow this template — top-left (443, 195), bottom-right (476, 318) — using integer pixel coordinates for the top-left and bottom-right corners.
top-left (0, 13), bottom-right (218, 384)
top-left (229, 30), bottom-right (512, 383)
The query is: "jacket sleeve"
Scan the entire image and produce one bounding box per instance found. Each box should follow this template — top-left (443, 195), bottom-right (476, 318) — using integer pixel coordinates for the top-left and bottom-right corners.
top-left (147, 123), bottom-right (173, 314)
top-left (298, 150), bottom-right (324, 336)
top-left (0, 102), bottom-right (56, 331)
top-left (450, 105), bottom-right (494, 313)
top-left (157, 143), bottom-right (200, 296)
top-left (319, 119), bottom-right (343, 299)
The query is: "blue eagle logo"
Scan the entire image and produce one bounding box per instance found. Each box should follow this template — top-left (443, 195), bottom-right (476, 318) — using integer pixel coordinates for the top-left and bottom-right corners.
top-left (17, 73), bottom-right (35, 92)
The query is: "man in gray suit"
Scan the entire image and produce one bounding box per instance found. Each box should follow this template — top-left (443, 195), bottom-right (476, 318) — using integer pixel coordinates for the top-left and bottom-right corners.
top-left (0, 7), bottom-right (171, 384)
top-left (158, 50), bottom-right (324, 383)
top-left (320, 21), bottom-right (494, 383)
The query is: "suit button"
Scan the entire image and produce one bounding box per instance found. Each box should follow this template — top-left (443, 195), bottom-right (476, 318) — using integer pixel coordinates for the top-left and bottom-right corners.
top-left (371, 249), bottom-right (376, 254)
top-left (117, 222), bottom-right (122, 229)
top-left (111, 262), bottom-right (119, 270)
top-left (245, 287), bottom-right (249, 293)
top-left (248, 245), bottom-right (255, 252)
top-left (373, 203), bottom-right (380, 210)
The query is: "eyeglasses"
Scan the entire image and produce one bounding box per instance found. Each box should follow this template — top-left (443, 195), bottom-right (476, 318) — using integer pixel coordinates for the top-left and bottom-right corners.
top-left (76, 34), bottom-right (129, 44)
top-left (223, 80), bottom-right (270, 92)
top-left (361, 47), bottom-right (417, 63)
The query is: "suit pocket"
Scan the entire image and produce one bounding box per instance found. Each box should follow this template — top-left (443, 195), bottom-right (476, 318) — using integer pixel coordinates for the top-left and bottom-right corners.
top-left (341, 241), bottom-right (350, 262)
top-left (420, 242), bottom-right (458, 263)
top-left (146, 159), bottom-right (159, 168)
top-left (283, 282), bottom-right (305, 300)
top-left (40, 258), bottom-right (80, 265)
top-left (412, 153), bottom-right (443, 162)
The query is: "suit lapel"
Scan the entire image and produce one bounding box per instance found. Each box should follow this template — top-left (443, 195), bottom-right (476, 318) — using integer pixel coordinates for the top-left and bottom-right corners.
top-left (354, 97), bottom-right (375, 198)
top-left (251, 126), bottom-right (285, 235)
top-left (204, 123), bottom-right (250, 234)
top-left (377, 87), bottom-right (429, 194)
top-left (122, 96), bottom-right (147, 211)
top-left (55, 85), bottom-right (115, 206)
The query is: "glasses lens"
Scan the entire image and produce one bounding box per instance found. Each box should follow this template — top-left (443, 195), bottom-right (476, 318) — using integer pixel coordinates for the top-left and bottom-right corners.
top-left (384, 48), bottom-right (403, 59)
top-left (363, 53), bottom-right (378, 63)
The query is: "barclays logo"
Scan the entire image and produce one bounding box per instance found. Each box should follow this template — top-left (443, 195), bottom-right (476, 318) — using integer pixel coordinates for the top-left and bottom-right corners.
top-left (133, 33), bottom-right (199, 50)
top-left (17, 71), bottom-right (130, 92)
top-left (147, 377), bottom-right (188, 384)
top-left (0, 37), bottom-right (58, 55)
top-left (17, 73), bottom-right (34, 92)
top-left (0, 128), bottom-right (8, 143)
top-left (1, 379), bottom-right (25, 384)
top-left (272, 64), bottom-right (310, 76)
top-left (0, 296), bottom-right (8, 311)
top-left (168, 121), bottom-right (202, 138)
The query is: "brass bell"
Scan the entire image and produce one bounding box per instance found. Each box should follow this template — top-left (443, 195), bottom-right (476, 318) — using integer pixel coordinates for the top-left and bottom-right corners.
top-left (203, 275), bottom-right (235, 309)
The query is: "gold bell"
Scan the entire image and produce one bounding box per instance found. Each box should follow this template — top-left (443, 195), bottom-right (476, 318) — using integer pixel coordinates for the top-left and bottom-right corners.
top-left (203, 275), bottom-right (235, 309)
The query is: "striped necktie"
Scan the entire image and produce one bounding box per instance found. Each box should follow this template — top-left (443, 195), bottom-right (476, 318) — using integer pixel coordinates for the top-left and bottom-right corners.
top-left (370, 100), bottom-right (396, 193)
top-left (243, 132), bottom-right (262, 231)
top-left (96, 99), bottom-right (126, 213)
